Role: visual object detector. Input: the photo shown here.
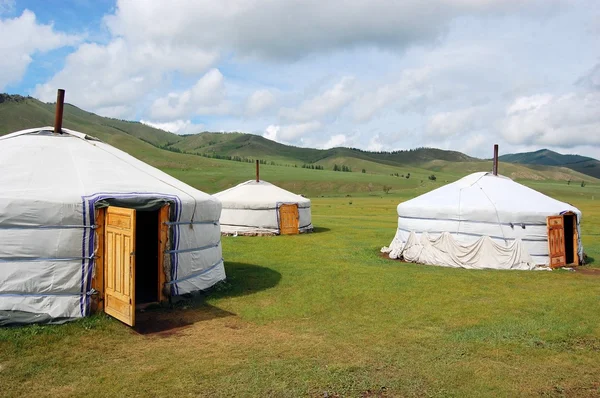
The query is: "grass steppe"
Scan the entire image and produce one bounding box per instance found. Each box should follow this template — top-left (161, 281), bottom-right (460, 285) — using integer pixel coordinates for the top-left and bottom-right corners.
top-left (1, 166), bottom-right (600, 397)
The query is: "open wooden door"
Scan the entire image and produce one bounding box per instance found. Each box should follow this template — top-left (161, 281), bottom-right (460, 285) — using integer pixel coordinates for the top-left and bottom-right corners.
top-left (547, 215), bottom-right (566, 268)
top-left (104, 206), bottom-right (136, 326)
top-left (279, 204), bottom-right (299, 235)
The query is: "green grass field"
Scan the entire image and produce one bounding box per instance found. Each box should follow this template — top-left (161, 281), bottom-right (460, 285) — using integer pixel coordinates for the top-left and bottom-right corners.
top-left (1, 171), bottom-right (600, 397)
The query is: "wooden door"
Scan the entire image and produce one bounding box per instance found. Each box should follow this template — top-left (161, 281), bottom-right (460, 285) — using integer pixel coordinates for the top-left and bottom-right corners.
top-left (279, 204), bottom-right (299, 235)
top-left (547, 215), bottom-right (566, 268)
top-left (104, 206), bottom-right (136, 326)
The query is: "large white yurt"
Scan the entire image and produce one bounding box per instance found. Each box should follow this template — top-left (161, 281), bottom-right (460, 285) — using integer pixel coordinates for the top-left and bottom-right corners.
top-left (215, 179), bottom-right (312, 235)
top-left (382, 172), bottom-right (582, 270)
top-left (0, 127), bottom-right (225, 325)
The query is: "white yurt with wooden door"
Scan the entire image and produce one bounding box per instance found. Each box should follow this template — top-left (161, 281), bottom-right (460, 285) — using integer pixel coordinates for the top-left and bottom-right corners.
top-left (381, 172), bottom-right (582, 270)
top-left (215, 180), bottom-right (313, 235)
top-left (0, 126), bottom-right (225, 326)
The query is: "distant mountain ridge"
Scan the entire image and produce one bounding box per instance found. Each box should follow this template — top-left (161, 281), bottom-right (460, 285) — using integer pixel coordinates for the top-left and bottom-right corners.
top-left (0, 93), bottom-right (596, 182)
top-left (499, 149), bottom-right (600, 179)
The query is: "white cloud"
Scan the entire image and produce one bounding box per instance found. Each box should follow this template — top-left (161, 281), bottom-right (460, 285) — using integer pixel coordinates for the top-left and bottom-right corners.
top-left (12, 0), bottom-right (598, 160)
top-left (0, 10), bottom-right (80, 90)
top-left (104, 0), bottom-right (557, 60)
top-left (141, 119), bottom-right (204, 135)
top-left (34, 38), bottom-right (217, 118)
top-left (264, 125), bottom-right (279, 141)
top-left (367, 134), bottom-right (384, 152)
top-left (263, 121), bottom-right (321, 144)
top-left (321, 134), bottom-right (347, 149)
top-left (352, 67), bottom-right (433, 122)
top-left (246, 89), bottom-right (276, 115)
top-left (426, 106), bottom-right (488, 138)
top-left (280, 77), bottom-right (356, 122)
top-left (149, 69), bottom-right (228, 121)
top-left (95, 105), bottom-right (134, 119)
top-left (502, 92), bottom-right (600, 147)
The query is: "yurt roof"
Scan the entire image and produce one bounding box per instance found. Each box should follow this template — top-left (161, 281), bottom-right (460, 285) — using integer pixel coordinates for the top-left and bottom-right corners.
top-left (215, 180), bottom-right (310, 209)
top-left (398, 172), bottom-right (580, 224)
top-left (0, 127), bottom-right (218, 209)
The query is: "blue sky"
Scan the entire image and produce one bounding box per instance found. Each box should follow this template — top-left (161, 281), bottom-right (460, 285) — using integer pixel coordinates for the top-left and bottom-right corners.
top-left (1, 0), bottom-right (599, 158)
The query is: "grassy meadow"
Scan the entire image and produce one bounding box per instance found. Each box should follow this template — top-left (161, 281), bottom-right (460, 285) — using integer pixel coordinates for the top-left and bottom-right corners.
top-left (1, 161), bottom-right (600, 397)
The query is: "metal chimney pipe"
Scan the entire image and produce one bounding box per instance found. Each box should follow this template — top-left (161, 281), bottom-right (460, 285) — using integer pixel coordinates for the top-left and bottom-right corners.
top-left (54, 89), bottom-right (65, 134)
top-left (493, 144), bottom-right (499, 176)
top-left (256, 159), bottom-right (260, 182)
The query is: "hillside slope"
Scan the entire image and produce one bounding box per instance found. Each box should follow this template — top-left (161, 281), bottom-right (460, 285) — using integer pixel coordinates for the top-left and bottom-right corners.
top-left (0, 94), bottom-right (180, 147)
top-left (500, 149), bottom-right (600, 179)
top-left (0, 94), bottom-right (596, 187)
top-left (170, 132), bottom-right (475, 166)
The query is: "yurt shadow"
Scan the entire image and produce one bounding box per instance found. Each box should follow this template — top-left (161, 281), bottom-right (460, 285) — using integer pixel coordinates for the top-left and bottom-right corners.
top-left (132, 262), bottom-right (281, 335)
top-left (133, 303), bottom-right (234, 335)
top-left (208, 262), bottom-right (282, 299)
top-left (311, 227), bottom-right (331, 234)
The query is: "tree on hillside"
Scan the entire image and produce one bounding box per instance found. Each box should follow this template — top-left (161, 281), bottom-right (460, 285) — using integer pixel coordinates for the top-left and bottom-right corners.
top-left (362, 169), bottom-right (366, 173)
top-left (406, 173), bottom-right (411, 179)
top-left (333, 164), bottom-right (340, 171)
top-left (581, 181), bottom-right (586, 187)
top-left (428, 174), bottom-right (437, 181)
top-left (383, 185), bottom-right (392, 194)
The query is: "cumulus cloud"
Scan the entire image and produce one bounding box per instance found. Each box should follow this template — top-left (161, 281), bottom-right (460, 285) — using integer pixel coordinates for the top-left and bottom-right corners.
top-left (141, 119), bottom-right (204, 135)
top-left (321, 134), bottom-right (347, 149)
top-left (34, 38), bottom-right (217, 118)
top-left (0, 10), bottom-right (80, 90)
top-left (149, 69), bottom-right (228, 121)
top-left (367, 134), bottom-right (384, 152)
top-left (426, 106), bottom-right (489, 138)
top-left (263, 121), bottom-right (321, 144)
top-left (352, 67), bottom-right (433, 122)
top-left (246, 89), bottom-right (276, 115)
top-left (264, 125), bottom-right (279, 141)
top-left (280, 77), bottom-right (356, 122)
top-left (501, 92), bottom-right (600, 147)
top-left (104, 0), bottom-right (557, 60)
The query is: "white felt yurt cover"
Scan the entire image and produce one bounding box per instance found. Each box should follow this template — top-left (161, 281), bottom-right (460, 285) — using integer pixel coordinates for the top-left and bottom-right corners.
top-left (382, 172), bottom-right (582, 270)
top-left (0, 127), bottom-right (225, 324)
top-left (215, 180), bottom-right (312, 234)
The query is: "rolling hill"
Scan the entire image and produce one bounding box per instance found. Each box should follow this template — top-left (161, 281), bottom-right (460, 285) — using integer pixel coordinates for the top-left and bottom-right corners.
top-left (499, 149), bottom-right (600, 179)
top-left (0, 93), bottom-right (596, 192)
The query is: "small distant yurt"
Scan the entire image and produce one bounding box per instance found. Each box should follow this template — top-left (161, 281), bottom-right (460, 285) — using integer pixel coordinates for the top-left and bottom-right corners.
top-left (382, 172), bottom-right (582, 270)
top-left (0, 122), bottom-right (225, 325)
top-left (215, 166), bottom-right (312, 235)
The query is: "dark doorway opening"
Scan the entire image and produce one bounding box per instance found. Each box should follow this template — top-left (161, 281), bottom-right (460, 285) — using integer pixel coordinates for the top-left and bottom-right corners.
top-left (564, 214), bottom-right (575, 265)
top-left (135, 210), bottom-right (159, 305)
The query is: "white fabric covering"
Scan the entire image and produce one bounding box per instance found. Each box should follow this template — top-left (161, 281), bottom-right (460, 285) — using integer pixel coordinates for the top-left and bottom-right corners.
top-left (215, 180), bottom-right (312, 234)
top-left (382, 172), bottom-right (582, 270)
top-left (0, 127), bottom-right (226, 322)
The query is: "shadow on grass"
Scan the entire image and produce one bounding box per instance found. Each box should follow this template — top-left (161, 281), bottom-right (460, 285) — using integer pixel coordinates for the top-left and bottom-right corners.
top-left (207, 261), bottom-right (282, 299)
top-left (311, 226), bottom-right (331, 234)
top-left (133, 262), bottom-right (281, 335)
top-left (134, 304), bottom-right (234, 336)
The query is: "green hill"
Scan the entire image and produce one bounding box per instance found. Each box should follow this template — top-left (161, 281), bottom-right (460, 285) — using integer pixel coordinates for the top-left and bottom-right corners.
top-left (0, 94), bottom-right (180, 147)
top-left (0, 93), bottom-right (596, 194)
top-left (499, 149), bottom-right (600, 179)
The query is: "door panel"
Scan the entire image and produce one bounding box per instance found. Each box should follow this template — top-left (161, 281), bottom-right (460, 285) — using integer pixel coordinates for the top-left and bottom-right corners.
top-left (279, 204), bottom-right (299, 235)
top-left (104, 206), bottom-right (136, 326)
top-left (547, 215), bottom-right (566, 268)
